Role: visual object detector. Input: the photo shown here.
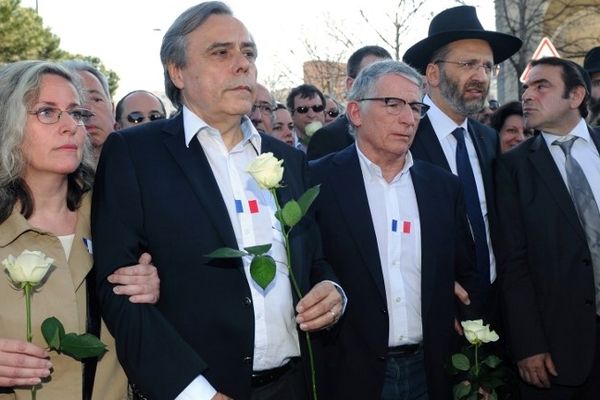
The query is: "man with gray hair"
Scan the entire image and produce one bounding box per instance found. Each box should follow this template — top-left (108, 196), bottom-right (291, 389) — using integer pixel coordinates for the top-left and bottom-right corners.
top-left (63, 60), bottom-right (116, 157)
top-left (91, 2), bottom-right (343, 400)
top-left (310, 59), bottom-right (481, 399)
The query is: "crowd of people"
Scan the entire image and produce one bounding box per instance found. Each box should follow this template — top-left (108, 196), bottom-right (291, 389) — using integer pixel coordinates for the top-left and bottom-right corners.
top-left (0, 1), bottom-right (599, 400)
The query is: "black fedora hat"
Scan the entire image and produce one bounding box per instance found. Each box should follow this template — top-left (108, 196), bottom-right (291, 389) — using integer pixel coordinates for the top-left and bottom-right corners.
top-left (584, 46), bottom-right (600, 75)
top-left (403, 6), bottom-right (522, 74)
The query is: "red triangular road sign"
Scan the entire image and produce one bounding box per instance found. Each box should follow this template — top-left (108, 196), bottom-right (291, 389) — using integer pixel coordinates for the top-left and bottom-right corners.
top-left (520, 37), bottom-right (561, 83)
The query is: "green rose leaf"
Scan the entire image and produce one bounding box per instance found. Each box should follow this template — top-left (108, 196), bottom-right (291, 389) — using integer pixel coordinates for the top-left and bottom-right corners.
top-left (41, 316), bottom-right (65, 351)
top-left (206, 247), bottom-right (248, 258)
top-left (60, 333), bottom-right (107, 360)
top-left (482, 354), bottom-right (502, 368)
top-left (451, 353), bottom-right (471, 371)
top-left (480, 375), bottom-right (505, 390)
top-left (245, 244), bottom-right (272, 256)
top-left (281, 200), bottom-right (302, 228)
top-left (297, 185), bottom-right (321, 215)
top-left (452, 381), bottom-right (471, 400)
top-left (489, 390), bottom-right (498, 400)
top-left (249, 255), bottom-right (276, 290)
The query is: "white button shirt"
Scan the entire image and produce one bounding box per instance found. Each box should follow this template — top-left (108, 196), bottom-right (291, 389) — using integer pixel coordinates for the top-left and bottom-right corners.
top-left (424, 95), bottom-right (497, 283)
top-left (357, 146), bottom-right (423, 346)
top-left (176, 107), bottom-right (299, 399)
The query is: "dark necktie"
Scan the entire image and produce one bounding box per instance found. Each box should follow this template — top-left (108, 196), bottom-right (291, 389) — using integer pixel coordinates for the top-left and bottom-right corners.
top-left (553, 137), bottom-right (600, 315)
top-left (451, 127), bottom-right (490, 284)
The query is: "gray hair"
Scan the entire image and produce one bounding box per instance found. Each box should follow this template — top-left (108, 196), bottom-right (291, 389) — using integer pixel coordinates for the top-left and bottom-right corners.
top-left (62, 60), bottom-right (111, 99)
top-left (346, 60), bottom-right (424, 135)
top-left (160, 1), bottom-right (233, 109)
top-left (0, 60), bottom-right (95, 223)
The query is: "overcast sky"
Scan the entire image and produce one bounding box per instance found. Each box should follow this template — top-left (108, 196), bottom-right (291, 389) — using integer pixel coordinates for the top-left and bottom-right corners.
top-left (21, 0), bottom-right (496, 101)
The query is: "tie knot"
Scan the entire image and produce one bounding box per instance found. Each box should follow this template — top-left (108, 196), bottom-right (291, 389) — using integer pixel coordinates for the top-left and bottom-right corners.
top-left (553, 136), bottom-right (578, 156)
top-left (451, 127), bottom-right (466, 144)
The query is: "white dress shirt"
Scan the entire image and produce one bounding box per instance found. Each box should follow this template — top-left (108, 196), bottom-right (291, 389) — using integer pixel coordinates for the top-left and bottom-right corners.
top-left (542, 118), bottom-right (600, 207)
top-left (424, 95), bottom-right (497, 283)
top-left (357, 146), bottom-right (423, 346)
top-left (176, 106), bottom-right (299, 399)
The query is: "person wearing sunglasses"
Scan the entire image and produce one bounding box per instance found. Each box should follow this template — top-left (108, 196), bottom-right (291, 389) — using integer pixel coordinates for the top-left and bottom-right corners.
top-left (324, 95), bottom-right (343, 124)
top-left (286, 84), bottom-right (326, 152)
top-left (115, 90), bottom-right (167, 129)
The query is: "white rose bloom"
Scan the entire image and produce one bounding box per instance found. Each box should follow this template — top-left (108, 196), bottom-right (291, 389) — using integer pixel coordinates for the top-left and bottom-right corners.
top-left (305, 121), bottom-right (323, 138)
top-left (461, 319), bottom-right (499, 345)
top-left (3, 250), bottom-right (54, 286)
top-left (247, 152), bottom-right (284, 190)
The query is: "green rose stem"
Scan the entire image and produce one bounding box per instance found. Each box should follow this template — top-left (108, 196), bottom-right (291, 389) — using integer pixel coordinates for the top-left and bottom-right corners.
top-left (270, 188), bottom-right (318, 400)
top-left (23, 282), bottom-right (37, 400)
top-left (474, 343), bottom-right (480, 378)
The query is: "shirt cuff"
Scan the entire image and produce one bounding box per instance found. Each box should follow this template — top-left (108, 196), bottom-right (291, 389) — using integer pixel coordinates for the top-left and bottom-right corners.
top-left (323, 280), bottom-right (348, 315)
top-left (175, 375), bottom-right (217, 400)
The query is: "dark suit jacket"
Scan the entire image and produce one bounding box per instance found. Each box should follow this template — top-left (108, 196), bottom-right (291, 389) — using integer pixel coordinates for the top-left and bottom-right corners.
top-left (306, 114), bottom-right (354, 161)
top-left (309, 145), bottom-right (481, 399)
top-left (410, 115), bottom-right (500, 248)
top-left (495, 127), bottom-right (600, 386)
top-left (91, 114), bottom-right (337, 400)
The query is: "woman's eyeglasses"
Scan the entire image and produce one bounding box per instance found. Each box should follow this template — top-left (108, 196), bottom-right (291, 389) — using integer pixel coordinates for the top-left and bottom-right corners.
top-left (127, 111), bottom-right (166, 124)
top-left (326, 109), bottom-right (340, 118)
top-left (29, 107), bottom-right (94, 126)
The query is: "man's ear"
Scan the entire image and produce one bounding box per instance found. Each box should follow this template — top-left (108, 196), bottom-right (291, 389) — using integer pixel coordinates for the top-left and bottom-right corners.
top-left (425, 63), bottom-right (440, 88)
top-left (569, 85), bottom-right (586, 110)
top-left (346, 101), bottom-right (362, 128)
top-left (168, 63), bottom-right (185, 90)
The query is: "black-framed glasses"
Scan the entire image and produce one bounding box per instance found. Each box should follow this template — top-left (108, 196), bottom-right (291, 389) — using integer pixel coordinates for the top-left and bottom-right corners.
top-left (294, 104), bottom-right (325, 114)
top-left (326, 109), bottom-right (340, 118)
top-left (358, 97), bottom-right (430, 119)
top-left (127, 111), bottom-right (165, 124)
top-left (28, 106), bottom-right (94, 126)
top-left (251, 102), bottom-right (273, 114)
top-left (435, 60), bottom-right (500, 77)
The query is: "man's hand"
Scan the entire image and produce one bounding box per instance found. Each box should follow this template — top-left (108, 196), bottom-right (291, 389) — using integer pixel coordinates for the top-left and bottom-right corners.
top-left (453, 282), bottom-right (471, 335)
top-left (107, 252), bottom-right (160, 304)
top-left (211, 392), bottom-right (233, 400)
top-left (517, 352), bottom-right (558, 388)
top-left (295, 281), bottom-right (343, 332)
top-left (0, 338), bottom-right (52, 387)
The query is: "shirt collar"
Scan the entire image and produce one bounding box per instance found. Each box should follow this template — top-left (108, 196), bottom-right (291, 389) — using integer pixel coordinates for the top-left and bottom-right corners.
top-left (182, 105), bottom-right (262, 151)
top-left (541, 118), bottom-right (590, 146)
top-left (424, 95), bottom-right (469, 141)
top-left (356, 144), bottom-right (414, 183)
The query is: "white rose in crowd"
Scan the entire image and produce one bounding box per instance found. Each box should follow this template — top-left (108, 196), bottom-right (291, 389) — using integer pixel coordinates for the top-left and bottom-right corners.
top-left (247, 152), bottom-right (284, 190)
top-left (2, 250), bottom-right (54, 286)
top-left (461, 319), bottom-right (499, 345)
top-left (304, 121), bottom-right (323, 138)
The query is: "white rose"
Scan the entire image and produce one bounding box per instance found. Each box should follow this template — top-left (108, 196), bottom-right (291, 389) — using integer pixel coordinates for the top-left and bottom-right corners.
top-left (304, 121), bottom-right (323, 138)
top-left (3, 250), bottom-right (54, 286)
top-left (461, 319), bottom-right (499, 345)
top-left (247, 152), bottom-right (284, 190)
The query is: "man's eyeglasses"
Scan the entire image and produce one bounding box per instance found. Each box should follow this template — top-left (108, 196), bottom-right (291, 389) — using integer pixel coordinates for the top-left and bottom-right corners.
top-left (326, 109), bottom-right (340, 118)
top-left (127, 111), bottom-right (166, 124)
top-left (435, 60), bottom-right (500, 77)
top-left (358, 97), bottom-right (430, 119)
top-left (251, 103), bottom-right (273, 114)
top-left (294, 104), bottom-right (325, 114)
top-left (28, 107), bottom-right (94, 126)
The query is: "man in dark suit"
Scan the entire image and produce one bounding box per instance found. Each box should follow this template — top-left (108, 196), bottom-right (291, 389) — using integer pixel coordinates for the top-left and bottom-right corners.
top-left (496, 57), bottom-right (600, 399)
top-left (307, 45), bottom-right (391, 161)
top-left (91, 3), bottom-right (343, 400)
top-left (311, 60), bottom-right (481, 400)
top-left (403, 5), bottom-right (522, 319)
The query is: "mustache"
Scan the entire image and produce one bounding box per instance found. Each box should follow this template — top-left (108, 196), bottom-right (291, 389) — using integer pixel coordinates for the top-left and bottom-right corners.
top-left (464, 81), bottom-right (488, 92)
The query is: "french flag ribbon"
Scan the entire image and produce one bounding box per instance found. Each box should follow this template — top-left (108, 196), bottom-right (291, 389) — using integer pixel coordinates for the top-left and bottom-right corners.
top-left (235, 199), bottom-right (260, 214)
top-left (391, 220), bottom-right (411, 234)
top-left (82, 238), bottom-right (93, 255)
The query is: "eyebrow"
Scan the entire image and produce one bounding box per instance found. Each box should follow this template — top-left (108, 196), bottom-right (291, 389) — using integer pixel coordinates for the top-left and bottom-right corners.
top-left (206, 41), bottom-right (256, 52)
top-left (523, 78), bottom-right (550, 90)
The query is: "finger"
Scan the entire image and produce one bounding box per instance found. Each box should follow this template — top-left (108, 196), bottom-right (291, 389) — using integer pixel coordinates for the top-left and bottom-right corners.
top-left (454, 282), bottom-right (470, 305)
top-left (454, 318), bottom-right (464, 335)
top-left (298, 310), bottom-right (335, 332)
top-left (110, 264), bottom-right (156, 277)
top-left (296, 282), bottom-right (334, 313)
top-left (536, 366), bottom-right (550, 388)
top-left (128, 294), bottom-right (159, 304)
top-left (545, 356), bottom-right (558, 377)
top-left (0, 339), bottom-right (49, 360)
top-left (296, 289), bottom-right (340, 324)
top-left (138, 252), bottom-right (152, 265)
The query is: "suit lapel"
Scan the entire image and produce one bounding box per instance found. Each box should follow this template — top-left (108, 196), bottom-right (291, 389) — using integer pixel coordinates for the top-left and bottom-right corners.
top-left (412, 116), bottom-right (451, 171)
top-left (529, 135), bottom-right (586, 240)
top-left (409, 164), bottom-right (435, 322)
top-left (161, 116), bottom-right (238, 250)
top-left (589, 126), bottom-right (600, 153)
top-left (330, 147), bottom-right (386, 301)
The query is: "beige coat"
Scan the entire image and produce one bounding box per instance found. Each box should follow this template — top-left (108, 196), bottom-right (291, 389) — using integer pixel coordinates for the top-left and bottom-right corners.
top-left (0, 194), bottom-right (127, 400)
